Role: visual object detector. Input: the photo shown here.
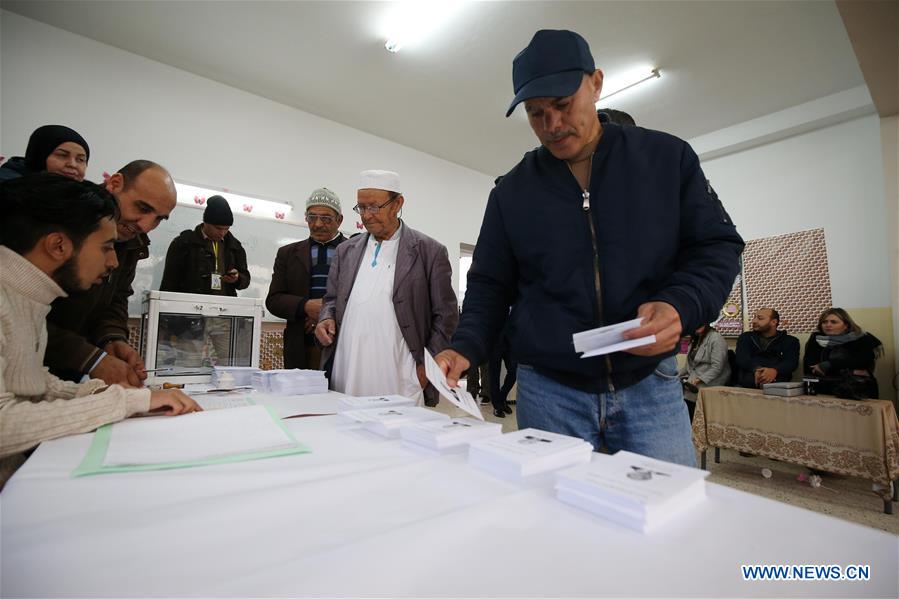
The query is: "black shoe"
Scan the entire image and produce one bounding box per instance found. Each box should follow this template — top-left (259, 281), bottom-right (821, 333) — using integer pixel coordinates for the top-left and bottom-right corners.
top-left (492, 408), bottom-right (506, 418)
top-left (503, 405), bottom-right (512, 415)
top-left (480, 396), bottom-right (492, 405)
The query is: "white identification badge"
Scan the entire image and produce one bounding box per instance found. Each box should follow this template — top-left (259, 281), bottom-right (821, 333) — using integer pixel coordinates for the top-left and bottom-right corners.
top-left (210, 273), bottom-right (222, 290)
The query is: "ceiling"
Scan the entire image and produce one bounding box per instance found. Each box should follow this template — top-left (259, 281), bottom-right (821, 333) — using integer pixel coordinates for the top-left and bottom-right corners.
top-left (1, 1), bottom-right (867, 176)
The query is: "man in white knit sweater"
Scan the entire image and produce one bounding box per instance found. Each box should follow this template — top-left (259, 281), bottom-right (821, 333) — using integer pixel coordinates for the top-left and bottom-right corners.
top-left (0, 174), bottom-right (199, 488)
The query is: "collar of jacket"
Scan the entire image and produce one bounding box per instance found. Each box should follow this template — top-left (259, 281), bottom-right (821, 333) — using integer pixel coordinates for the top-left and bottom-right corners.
top-left (117, 231), bottom-right (150, 261)
top-left (535, 120), bottom-right (622, 197)
top-left (190, 223), bottom-right (232, 246)
top-left (311, 232), bottom-right (346, 248)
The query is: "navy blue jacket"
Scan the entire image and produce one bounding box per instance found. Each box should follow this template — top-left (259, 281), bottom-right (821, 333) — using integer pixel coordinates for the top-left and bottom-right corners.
top-left (452, 119), bottom-right (744, 391)
top-left (0, 157), bottom-right (29, 181)
top-left (735, 330), bottom-right (800, 388)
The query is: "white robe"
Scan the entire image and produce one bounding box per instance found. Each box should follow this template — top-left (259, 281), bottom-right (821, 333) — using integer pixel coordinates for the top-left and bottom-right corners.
top-left (331, 227), bottom-right (423, 404)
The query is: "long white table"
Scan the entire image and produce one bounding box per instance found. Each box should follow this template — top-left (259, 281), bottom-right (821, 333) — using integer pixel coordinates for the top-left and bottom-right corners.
top-left (2, 393), bottom-right (897, 597)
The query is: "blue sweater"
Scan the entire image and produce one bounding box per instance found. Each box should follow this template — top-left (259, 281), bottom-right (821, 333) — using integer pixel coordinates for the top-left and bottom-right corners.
top-left (452, 120), bottom-right (744, 391)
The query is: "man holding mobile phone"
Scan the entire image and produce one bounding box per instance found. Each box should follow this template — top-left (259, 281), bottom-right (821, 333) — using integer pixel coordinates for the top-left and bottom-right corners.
top-left (160, 195), bottom-right (250, 297)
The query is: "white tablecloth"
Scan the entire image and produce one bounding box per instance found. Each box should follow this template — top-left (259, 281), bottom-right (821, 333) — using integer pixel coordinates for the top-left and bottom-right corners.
top-left (1, 393), bottom-right (897, 597)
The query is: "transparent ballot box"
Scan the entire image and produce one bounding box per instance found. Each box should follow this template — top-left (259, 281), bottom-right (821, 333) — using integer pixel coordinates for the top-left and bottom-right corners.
top-left (140, 291), bottom-right (264, 384)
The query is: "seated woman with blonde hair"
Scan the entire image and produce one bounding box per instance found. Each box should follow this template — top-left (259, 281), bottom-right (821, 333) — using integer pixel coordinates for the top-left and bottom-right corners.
top-left (680, 323), bottom-right (730, 419)
top-left (803, 308), bottom-right (883, 399)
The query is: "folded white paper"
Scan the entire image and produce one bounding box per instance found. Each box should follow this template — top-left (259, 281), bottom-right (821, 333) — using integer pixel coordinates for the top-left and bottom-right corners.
top-left (573, 317), bottom-right (655, 358)
top-left (423, 350), bottom-right (483, 420)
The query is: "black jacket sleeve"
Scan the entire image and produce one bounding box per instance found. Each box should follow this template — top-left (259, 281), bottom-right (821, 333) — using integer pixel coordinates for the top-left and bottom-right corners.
top-left (803, 334), bottom-right (822, 375)
top-left (450, 188), bottom-right (518, 367)
top-left (649, 144), bottom-right (744, 333)
top-left (230, 241), bottom-right (250, 291)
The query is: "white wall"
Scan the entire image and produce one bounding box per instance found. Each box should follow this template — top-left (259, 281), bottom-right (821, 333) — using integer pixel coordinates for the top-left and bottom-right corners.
top-left (700, 114), bottom-right (890, 309)
top-left (1, 11), bottom-right (494, 301)
top-left (880, 115), bottom-right (899, 372)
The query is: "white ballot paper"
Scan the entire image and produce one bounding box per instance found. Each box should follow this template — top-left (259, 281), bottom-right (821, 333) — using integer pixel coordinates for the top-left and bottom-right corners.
top-left (573, 317), bottom-right (655, 358)
top-left (423, 350), bottom-right (483, 420)
top-left (555, 451), bottom-right (710, 533)
top-left (337, 395), bottom-right (417, 411)
top-left (338, 406), bottom-right (449, 437)
top-left (469, 428), bottom-right (593, 478)
top-left (400, 417), bottom-right (502, 452)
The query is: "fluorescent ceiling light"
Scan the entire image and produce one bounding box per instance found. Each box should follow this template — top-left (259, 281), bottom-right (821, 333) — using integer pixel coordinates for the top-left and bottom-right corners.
top-left (383, 1), bottom-right (467, 53)
top-left (597, 66), bottom-right (661, 103)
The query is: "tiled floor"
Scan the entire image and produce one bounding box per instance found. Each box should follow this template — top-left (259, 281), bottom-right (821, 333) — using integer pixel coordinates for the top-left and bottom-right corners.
top-left (433, 383), bottom-right (898, 535)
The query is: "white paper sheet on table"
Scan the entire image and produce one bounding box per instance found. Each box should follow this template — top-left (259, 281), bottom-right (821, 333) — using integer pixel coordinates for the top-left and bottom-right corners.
top-left (573, 317), bottom-right (655, 358)
top-left (103, 405), bottom-right (298, 466)
top-left (423, 350), bottom-right (483, 420)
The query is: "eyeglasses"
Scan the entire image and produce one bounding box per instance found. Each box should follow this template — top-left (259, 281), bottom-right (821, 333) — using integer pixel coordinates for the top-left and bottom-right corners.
top-left (305, 214), bottom-right (336, 224)
top-left (353, 195), bottom-right (397, 216)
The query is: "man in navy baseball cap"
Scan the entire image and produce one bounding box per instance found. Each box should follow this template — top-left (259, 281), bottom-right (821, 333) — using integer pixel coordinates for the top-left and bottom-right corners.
top-left (437, 29), bottom-right (744, 469)
top-left (506, 29), bottom-right (596, 117)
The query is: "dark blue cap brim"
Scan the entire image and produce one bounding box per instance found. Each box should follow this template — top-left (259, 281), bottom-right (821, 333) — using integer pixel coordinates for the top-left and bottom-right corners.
top-left (505, 69), bottom-right (586, 117)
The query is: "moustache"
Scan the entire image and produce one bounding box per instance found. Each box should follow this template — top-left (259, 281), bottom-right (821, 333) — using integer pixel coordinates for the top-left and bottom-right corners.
top-left (545, 131), bottom-right (574, 142)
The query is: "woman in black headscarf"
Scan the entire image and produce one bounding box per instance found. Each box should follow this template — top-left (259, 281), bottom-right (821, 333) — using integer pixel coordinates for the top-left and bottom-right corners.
top-left (803, 308), bottom-right (884, 399)
top-left (0, 125), bottom-right (90, 182)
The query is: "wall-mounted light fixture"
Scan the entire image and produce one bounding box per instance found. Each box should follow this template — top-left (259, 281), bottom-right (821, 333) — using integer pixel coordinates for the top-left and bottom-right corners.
top-left (597, 66), bottom-right (661, 103)
top-left (174, 182), bottom-right (294, 223)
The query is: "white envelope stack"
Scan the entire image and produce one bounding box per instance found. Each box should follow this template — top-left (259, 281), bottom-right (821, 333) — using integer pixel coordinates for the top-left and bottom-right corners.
top-left (251, 369), bottom-right (328, 395)
top-left (400, 417), bottom-right (502, 453)
top-left (555, 450), bottom-right (710, 533)
top-left (336, 395), bottom-right (417, 411)
top-left (211, 366), bottom-right (260, 387)
top-left (338, 406), bottom-right (450, 437)
top-left (468, 428), bottom-right (593, 479)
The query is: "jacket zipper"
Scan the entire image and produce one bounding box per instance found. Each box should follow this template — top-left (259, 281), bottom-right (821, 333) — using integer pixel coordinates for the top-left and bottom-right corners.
top-left (569, 158), bottom-right (616, 393)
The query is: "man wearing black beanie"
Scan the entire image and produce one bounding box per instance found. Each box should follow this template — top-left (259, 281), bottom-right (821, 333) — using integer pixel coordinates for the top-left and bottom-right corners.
top-left (160, 195), bottom-right (250, 297)
top-left (0, 125), bottom-right (90, 182)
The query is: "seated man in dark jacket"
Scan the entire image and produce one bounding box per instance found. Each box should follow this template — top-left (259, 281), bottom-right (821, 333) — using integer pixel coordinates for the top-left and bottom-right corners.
top-left (436, 30), bottom-right (744, 467)
top-left (735, 308), bottom-right (800, 388)
top-left (160, 196), bottom-right (250, 297)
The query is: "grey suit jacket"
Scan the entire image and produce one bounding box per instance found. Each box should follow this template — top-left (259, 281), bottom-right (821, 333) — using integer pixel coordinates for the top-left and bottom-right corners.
top-left (320, 223), bottom-right (459, 405)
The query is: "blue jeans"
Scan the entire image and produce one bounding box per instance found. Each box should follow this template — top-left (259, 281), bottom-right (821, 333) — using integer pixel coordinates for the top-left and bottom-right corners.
top-left (516, 357), bottom-right (696, 467)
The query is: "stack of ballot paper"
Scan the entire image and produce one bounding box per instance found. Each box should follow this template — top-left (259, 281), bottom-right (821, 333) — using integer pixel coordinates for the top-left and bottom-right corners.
top-left (468, 428), bottom-right (593, 479)
top-left (211, 366), bottom-right (260, 387)
top-left (252, 369), bottom-right (328, 395)
top-left (336, 395), bottom-right (417, 411)
top-left (555, 450), bottom-right (710, 533)
top-left (338, 406), bottom-right (449, 437)
top-left (399, 417), bottom-right (502, 452)
top-left (762, 381), bottom-right (805, 397)
top-left (573, 317), bottom-right (655, 358)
